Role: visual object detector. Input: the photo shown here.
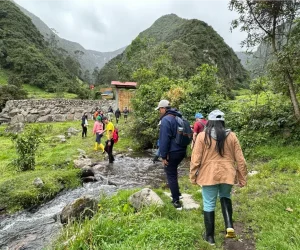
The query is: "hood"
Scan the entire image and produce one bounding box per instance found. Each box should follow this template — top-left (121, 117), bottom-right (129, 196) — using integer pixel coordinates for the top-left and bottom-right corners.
top-left (162, 108), bottom-right (182, 119)
top-left (210, 128), bottom-right (231, 140)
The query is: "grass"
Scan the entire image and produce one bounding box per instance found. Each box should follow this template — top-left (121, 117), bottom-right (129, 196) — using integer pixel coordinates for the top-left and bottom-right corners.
top-left (0, 115), bottom-right (135, 212)
top-left (0, 68), bottom-right (8, 85)
top-left (23, 84), bottom-right (78, 99)
top-left (51, 140), bottom-right (300, 250)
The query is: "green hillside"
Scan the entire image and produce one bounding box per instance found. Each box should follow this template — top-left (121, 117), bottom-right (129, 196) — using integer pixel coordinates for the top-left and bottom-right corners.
top-left (0, 1), bottom-right (83, 93)
top-left (99, 14), bottom-right (248, 89)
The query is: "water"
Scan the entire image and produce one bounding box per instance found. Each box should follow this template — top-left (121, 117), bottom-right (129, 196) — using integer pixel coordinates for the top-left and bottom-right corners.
top-left (0, 155), bottom-right (168, 250)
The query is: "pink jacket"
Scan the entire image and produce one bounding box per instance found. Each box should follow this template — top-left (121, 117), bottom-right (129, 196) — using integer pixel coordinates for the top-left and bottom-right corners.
top-left (92, 121), bottom-right (104, 134)
top-left (190, 132), bottom-right (247, 186)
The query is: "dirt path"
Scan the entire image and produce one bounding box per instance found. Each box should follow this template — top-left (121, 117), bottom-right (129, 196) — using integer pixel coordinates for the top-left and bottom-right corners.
top-left (223, 222), bottom-right (256, 250)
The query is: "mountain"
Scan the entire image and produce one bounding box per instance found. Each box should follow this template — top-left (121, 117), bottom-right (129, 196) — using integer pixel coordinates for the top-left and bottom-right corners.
top-left (17, 4), bottom-right (126, 73)
top-left (0, 1), bottom-right (83, 92)
top-left (99, 14), bottom-right (248, 88)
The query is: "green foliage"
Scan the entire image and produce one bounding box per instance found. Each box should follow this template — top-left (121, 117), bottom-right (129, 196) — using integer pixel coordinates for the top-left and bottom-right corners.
top-left (230, 0), bottom-right (300, 119)
top-left (0, 84), bottom-right (27, 111)
top-left (131, 64), bottom-right (226, 148)
top-left (11, 127), bottom-right (46, 171)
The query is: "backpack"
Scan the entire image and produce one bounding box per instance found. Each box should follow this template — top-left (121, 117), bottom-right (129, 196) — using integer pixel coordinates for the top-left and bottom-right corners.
top-left (174, 116), bottom-right (193, 147)
top-left (112, 128), bottom-right (119, 143)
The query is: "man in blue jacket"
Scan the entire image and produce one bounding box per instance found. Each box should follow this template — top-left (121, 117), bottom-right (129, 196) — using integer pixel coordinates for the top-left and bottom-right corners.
top-left (155, 100), bottom-right (187, 210)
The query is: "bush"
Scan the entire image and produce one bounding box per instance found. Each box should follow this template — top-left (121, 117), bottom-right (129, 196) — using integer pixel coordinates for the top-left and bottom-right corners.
top-left (11, 127), bottom-right (46, 171)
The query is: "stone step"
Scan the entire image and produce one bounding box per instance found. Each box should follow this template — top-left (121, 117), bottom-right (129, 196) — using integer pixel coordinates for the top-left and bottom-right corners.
top-left (164, 192), bottom-right (200, 210)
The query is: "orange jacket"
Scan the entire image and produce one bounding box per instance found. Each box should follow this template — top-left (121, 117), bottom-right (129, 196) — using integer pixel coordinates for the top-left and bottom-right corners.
top-left (190, 131), bottom-right (247, 186)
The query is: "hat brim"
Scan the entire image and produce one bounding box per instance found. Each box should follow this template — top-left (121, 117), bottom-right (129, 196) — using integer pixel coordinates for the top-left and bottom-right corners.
top-left (155, 106), bottom-right (160, 111)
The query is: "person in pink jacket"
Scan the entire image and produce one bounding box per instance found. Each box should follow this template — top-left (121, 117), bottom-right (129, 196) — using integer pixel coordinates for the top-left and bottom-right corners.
top-left (92, 116), bottom-right (105, 152)
top-left (190, 109), bottom-right (247, 246)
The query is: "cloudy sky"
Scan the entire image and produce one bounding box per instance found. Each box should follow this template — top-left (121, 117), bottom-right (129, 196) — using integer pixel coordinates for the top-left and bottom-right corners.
top-left (14, 0), bottom-right (246, 52)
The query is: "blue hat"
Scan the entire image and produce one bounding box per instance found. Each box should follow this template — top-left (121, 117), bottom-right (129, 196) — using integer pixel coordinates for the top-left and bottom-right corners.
top-left (195, 113), bottom-right (203, 119)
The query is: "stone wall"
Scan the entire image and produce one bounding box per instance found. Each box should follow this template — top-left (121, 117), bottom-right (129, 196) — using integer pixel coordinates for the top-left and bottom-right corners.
top-left (0, 99), bottom-right (116, 124)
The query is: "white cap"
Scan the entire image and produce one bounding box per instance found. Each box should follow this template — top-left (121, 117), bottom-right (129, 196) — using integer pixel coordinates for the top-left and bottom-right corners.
top-left (155, 100), bottom-right (170, 110)
top-left (208, 110), bottom-right (225, 121)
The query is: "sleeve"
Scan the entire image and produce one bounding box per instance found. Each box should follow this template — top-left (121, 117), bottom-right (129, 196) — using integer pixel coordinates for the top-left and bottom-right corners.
top-left (189, 134), bottom-right (204, 184)
top-left (233, 133), bottom-right (247, 186)
top-left (92, 123), bottom-right (96, 134)
top-left (159, 118), bottom-right (172, 159)
top-left (193, 122), bottom-right (200, 134)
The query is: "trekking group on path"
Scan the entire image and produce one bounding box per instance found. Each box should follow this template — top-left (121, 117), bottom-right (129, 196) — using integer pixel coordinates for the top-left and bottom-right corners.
top-left (155, 99), bottom-right (247, 246)
top-left (81, 106), bottom-right (126, 164)
top-left (81, 100), bottom-right (247, 246)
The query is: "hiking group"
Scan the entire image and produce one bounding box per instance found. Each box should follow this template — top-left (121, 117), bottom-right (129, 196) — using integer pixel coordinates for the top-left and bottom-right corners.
top-left (155, 99), bottom-right (247, 246)
top-left (81, 106), bottom-right (122, 164)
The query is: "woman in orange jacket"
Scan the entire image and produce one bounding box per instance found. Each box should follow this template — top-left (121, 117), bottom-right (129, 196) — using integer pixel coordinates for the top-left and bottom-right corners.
top-left (190, 110), bottom-right (247, 246)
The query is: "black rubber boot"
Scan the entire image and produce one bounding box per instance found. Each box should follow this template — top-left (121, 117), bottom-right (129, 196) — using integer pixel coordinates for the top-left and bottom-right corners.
top-left (203, 211), bottom-right (215, 245)
top-left (220, 197), bottom-right (235, 238)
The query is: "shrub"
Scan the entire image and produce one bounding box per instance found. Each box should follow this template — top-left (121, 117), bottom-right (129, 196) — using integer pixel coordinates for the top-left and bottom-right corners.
top-left (11, 127), bottom-right (46, 171)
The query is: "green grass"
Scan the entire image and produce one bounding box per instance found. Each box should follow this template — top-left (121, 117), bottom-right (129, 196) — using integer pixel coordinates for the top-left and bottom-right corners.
top-left (0, 115), bottom-right (136, 212)
top-left (23, 84), bottom-right (77, 99)
top-left (51, 141), bottom-right (300, 250)
top-left (0, 68), bottom-right (8, 85)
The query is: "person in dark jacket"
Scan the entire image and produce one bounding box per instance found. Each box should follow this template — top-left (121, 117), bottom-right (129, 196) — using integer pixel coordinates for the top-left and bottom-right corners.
top-left (115, 108), bottom-right (121, 124)
top-left (81, 112), bottom-right (88, 138)
top-left (155, 99), bottom-right (187, 210)
top-left (123, 107), bottom-right (129, 123)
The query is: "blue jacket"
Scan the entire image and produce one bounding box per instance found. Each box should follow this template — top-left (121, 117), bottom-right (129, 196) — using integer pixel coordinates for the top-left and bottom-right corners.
top-left (159, 109), bottom-right (186, 159)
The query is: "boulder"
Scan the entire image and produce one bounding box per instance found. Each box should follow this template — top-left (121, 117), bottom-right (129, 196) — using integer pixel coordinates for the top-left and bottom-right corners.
top-left (60, 196), bottom-right (98, 224)
top-left (33, 178), bottom-right (44, 188)
top-left (74, 158), bottom-right (92, 169)
top-left (9, 108), bottom-right (20, 116)
top-left (53, 114), bottom-right (66, 122)
top-left (10, 114), bottom-right (25, 124)
top-left (26, 114), bottom-right (38, 123)
top-left (39, 109), bottom-right (51, 116)
top-left (128, 188), bottom-right (164, 210)
top-left (55, 135), bottom-right (66, 143)
top-left (81, 168), bottom-right (95, 178)
top-left (37, 115), bottom-right (53, 122)
top-left (67, 127), bottom-right (80, 135)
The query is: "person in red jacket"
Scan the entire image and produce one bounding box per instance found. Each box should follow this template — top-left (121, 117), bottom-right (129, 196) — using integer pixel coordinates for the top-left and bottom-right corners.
top-left (192, 113), bottom-right (207, 149)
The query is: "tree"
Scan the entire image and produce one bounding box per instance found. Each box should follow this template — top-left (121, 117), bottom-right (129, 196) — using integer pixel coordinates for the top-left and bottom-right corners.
top-left (229, 0), bottom-right (300, 120)
top-left (92, 67), bottom-right (99, 84)
top-left (83, 69), bottom-right (91, 84)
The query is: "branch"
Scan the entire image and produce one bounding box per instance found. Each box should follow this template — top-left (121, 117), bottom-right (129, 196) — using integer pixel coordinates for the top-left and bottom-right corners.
top-left (247, 0), bottom-right (272, 37)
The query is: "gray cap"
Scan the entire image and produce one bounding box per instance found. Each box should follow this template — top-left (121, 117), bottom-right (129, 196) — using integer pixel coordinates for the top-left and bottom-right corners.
top-left (208, 110), bottom-right (225, 121)
top-left (155, 100), bottom-right (170, 110)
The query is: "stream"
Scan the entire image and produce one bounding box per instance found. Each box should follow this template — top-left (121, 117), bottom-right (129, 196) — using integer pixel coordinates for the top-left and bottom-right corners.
top-left (0, 155), bottom-right (183, 250)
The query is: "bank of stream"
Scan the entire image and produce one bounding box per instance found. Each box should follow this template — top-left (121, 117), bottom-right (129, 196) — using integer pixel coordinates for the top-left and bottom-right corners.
top-left (0, 154), bottom-right (188, 250)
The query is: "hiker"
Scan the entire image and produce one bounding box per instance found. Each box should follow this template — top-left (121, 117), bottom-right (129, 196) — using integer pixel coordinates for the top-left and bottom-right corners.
top-left (123, 107), bottom-right (129, 123)
top-left (81, 112), bottom-right (88, 138)
top-left (189, 109), bottom-right (247, 245)
top-left (102, 117), bottom-right (115, 163)
top-left (115, 108), bottom-right (121, 124)
top-left (153, 121), bottom-right (161, 163)
top-left (192, 113), bottom-right (208, 149)
top-left (155, 100), bottom-right (187, 210)
top-left (92, 116), bottom-right (105, 152)
top-left (107, 106), bottom-right (114, 121)
top-left (93, 108), bottom-right (99, 120)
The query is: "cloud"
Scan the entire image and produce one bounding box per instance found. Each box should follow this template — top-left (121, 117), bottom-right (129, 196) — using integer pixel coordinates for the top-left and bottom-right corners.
top-left (14, 0), bottom-right (247, 52)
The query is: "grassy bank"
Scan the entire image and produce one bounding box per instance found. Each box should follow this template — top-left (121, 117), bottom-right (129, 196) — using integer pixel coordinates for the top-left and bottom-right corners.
top-left (0, 115), bottom-right (135, 212)
top-left (51, 142), bottom-right (300, 250)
